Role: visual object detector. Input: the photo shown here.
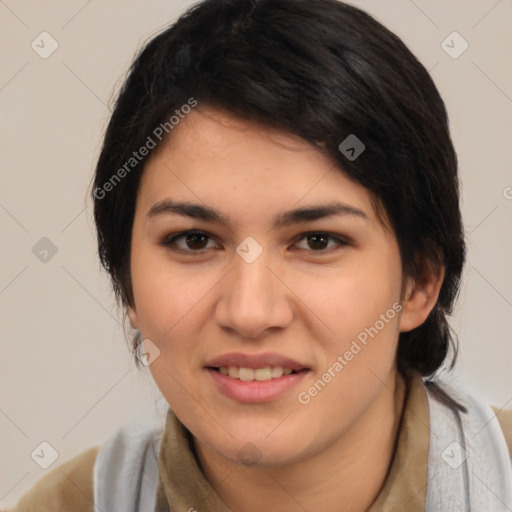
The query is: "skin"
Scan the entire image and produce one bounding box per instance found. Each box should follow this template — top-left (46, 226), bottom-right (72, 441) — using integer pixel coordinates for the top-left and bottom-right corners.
top-left (128, 106), bottom-right (444, 511)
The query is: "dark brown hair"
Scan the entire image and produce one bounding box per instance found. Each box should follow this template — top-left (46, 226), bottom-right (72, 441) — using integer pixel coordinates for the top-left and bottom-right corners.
top-left (90, 0), bottom-right (465, 378)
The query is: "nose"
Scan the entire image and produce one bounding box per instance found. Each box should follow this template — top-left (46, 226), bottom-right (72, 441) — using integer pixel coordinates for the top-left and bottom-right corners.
top-left (214, 246), bottom-right (293, 340)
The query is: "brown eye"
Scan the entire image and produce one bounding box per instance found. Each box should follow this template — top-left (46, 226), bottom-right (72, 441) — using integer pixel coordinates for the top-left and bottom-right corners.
top-left (306, 234), bottom-right (329, 250)
top-left (161, 231), bottom-right (218, 253)
top-left (295, 232), bottom-right (349, 253)
top-left (184, 232), bottom-right (209, 250)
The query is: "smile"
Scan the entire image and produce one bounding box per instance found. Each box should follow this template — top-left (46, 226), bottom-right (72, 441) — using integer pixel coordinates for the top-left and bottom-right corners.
top-left (213, 366), bottom-right (296, 381)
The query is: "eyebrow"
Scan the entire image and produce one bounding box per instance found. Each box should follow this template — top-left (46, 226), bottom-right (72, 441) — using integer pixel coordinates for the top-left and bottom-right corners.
top-left (146, 199), bottom-right (369, 229)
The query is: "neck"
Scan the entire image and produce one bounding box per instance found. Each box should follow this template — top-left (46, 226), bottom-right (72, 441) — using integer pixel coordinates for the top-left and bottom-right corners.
top-left (194, 370), bottom-right (407, 512)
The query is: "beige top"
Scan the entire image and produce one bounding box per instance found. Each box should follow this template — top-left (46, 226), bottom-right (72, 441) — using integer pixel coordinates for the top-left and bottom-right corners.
top-left (4, 374), bottom-right (512, 511)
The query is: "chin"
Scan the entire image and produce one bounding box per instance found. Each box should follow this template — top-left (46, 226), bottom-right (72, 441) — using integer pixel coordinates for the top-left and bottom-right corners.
top-left (198, 424), bottom-right (312, 468)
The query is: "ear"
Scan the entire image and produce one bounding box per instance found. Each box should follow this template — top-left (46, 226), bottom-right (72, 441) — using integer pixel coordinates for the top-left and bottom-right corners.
top-left (128, 304), bottom-right (140, 330)
top-left (399, 261), bottom-right (445, 333)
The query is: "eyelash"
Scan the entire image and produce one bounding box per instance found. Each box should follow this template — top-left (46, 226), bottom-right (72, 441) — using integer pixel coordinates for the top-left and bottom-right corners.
top-left (160, 230), bottom-right (350, 256)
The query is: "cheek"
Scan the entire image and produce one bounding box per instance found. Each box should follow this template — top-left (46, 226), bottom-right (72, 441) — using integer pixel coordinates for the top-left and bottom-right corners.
top-left (294, 285), bottom-right (402, 436)
top-left (131, 259), bottom-right (216, 414)
top-left (290, 255), bottom-right (403, 405)
top-left (130, 245), bottom-right (213, 340)
top-left (292, 263), bottom-right (401, 345)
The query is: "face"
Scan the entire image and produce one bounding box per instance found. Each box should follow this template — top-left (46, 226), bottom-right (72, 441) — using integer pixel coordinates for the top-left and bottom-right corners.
top-left (128, 106), bottom-right (411, 467)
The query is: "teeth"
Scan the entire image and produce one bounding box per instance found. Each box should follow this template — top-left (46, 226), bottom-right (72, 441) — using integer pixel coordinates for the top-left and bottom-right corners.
top-left (218, 366), bottom-right (297, 381)
top-left (239, 368), bottom-right (254, 381)
top-left (255, 367), bottom-right (272, 381)
top-left (228, 366), bottom-right (239, 379)
top-left (271, 366), bottom-right (283, 378)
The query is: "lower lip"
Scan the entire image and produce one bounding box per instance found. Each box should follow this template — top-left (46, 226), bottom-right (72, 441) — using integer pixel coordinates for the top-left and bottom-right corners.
top-left (206, 368), bottom-right (309, 403)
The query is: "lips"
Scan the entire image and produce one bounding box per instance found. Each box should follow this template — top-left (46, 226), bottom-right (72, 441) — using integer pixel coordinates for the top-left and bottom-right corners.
top-left (204, 351), bottom-right (311, 402)
top-left (204, 351), bottom-right (309, 372)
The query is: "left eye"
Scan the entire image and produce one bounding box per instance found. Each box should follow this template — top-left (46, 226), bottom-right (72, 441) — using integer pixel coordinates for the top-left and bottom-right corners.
top-left (294, 232), bottom-right (349, 252)
top-left (161, 231), bottom-right (349, 254)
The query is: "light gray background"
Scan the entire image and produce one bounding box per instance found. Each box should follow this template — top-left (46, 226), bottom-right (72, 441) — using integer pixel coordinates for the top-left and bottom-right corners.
top-left (1, 0), bottom-right (511, 507)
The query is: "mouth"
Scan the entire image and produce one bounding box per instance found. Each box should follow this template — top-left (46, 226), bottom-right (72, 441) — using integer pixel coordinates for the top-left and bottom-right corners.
top-left (203, 352), bottom-right (311, 403)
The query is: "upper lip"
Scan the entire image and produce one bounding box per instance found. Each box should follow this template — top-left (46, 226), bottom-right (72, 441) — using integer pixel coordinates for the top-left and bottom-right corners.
top-left (205, 352), bottom-right (309, 371)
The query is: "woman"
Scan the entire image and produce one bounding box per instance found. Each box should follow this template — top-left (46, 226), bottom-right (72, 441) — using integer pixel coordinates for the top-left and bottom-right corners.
top-left (5, 0), bottom-right (511, 510)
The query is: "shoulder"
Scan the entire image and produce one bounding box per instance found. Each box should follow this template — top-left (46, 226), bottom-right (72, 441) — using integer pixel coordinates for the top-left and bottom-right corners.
top-left (2, 413), bottom-right (166, 512)
top-left (422, 380), bottom-right (512, 511)
top-left (425, 381), bottom-right (512, 462)
top-left (424, 379), bottom-right (512, 460)
top-left (94, 413), bottom-right (164, 511)
top-left (493, 406), bottom-right (512, 458)
top-left (2, 446), bottom-right (99, 512)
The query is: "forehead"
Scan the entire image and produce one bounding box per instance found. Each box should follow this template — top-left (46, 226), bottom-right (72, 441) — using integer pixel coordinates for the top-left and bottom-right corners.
top-left (137, 106), bottom-right (386, 231)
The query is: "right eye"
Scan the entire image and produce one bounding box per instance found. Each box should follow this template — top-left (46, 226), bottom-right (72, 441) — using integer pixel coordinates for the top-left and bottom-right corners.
top-left (160, 230), bottom-right (220, 254)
